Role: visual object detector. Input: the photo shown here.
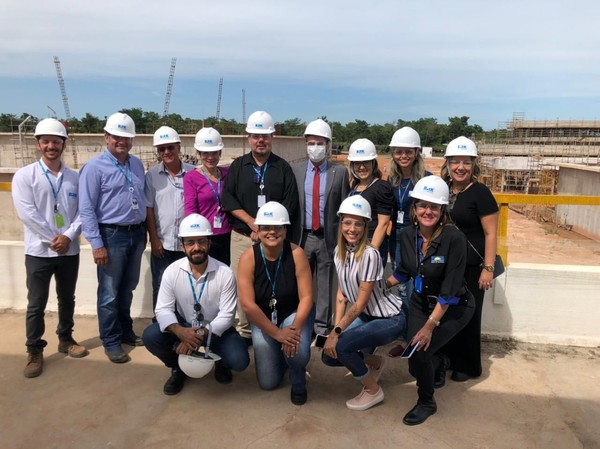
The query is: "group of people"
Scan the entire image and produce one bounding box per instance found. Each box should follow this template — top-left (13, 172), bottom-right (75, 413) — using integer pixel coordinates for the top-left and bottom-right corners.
top-left (12, 110), bottom-right (498, 426)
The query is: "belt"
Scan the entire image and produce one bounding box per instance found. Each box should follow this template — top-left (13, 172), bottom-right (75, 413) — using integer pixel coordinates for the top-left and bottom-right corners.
top-left (304, 228), bottom-right (324, 237)
top-left (99, 222), bottom-right (146, 231)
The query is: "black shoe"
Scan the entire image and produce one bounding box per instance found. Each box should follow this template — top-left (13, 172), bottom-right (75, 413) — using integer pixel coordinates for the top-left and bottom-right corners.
top-left (163, 368), bottom-right (187, 395)
top-left (214, 360), bottom-right (233, 384)
top-left (451, 371), bottom-right (474, 382)
top-left (104, 347), bottom-right (130, 364)
top-left (122, 335), bottom-right (144, 347)
top-left (403, 400), bottom-right (437, 426)
top-left (434, 354), bottom-right (451, 389)
top-left (291, 388), bottom-right (308, 405)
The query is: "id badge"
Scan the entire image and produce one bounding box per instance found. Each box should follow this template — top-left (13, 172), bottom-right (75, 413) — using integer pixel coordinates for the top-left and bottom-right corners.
top-left (415, 275), bottom-right (423, 294)
top-left (271, 309), bottom-right (278, 325)
top-left (54, 213), bottom-right (65, 228)
top-left (396, 211), bottom-right (404, 224)
top-left (257, 195), bottom-right (266, 207)
top-left (131, 197), bottom-right (139, 210)
top-left (213, 215), bottom-right (222, 229)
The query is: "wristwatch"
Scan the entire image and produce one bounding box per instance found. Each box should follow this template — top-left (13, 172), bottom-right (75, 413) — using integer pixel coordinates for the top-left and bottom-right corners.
top-left (334, 326), bottom-right (343, 335)
top-left (483, 265), bottom-right (494, 272)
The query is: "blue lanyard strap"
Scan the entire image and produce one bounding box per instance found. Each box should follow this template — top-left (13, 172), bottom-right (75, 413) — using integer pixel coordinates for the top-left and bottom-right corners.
top-left (259, 244), bottom-right (283, 299)
top-left (200, 167), bottom-right (221, 207)
top-left (253, 161), bottom-right (268, 191)
top-left (187, 271), bottom-right (208, 306)
top-left (38, 161), bottom-right (64, 204)
top-left (103, 152), bottom-right (133, 189)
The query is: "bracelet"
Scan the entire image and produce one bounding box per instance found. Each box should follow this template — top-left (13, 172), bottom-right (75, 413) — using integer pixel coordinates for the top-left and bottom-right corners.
top-left (428, 315), bottom-right (440, 327)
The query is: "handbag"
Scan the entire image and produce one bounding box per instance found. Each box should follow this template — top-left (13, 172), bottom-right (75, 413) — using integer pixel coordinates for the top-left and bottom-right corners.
top-left (467, 240), bottom-right (505, 279)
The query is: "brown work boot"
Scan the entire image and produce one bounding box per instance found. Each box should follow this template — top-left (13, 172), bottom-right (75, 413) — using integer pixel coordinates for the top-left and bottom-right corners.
top-left (58, 337), bottom-right (89, 358)
top-left (24, 351), bottom-right (44, 378)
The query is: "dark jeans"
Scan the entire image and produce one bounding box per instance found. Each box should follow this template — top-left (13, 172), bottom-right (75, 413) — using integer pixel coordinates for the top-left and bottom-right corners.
top-left (209, 232), bottom-right (232, 266)
top-left (25, 254), bottom-right (79, 351)
top-left (142, 321), bottom-right (249, 372)
top-left (150, 249), bottom-right (185, 312)
top-left (407, 292), bottom-right (475, 402)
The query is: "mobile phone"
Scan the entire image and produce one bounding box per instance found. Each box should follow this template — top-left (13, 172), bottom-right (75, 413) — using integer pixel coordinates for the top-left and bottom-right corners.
top-left (315, 333), bottom-right (328, 348)
top-left (400, 340), bottom-right (421, 358)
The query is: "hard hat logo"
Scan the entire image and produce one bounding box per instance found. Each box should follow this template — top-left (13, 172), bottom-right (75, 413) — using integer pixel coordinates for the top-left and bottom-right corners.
top-left (457, 144), bottom-right (467, 149)
top-left (160, 134), bottom-right (169, 139)
top-left (264, 212), bottom-right (274, 217)
top-left (352, 202), bottom-right (363, 209)
top-left (204, 139), bottom-right (213, 144)
top-left (255, 124), bottom-right (263, 128)
top-left (423, 186), bottom-right (434, 193)
top-left (190, 224), bottom-right (200, 229)
top-left (118, 124), bottom-right (127, 130)
top-left (356, 149), bottom-right (365, 154)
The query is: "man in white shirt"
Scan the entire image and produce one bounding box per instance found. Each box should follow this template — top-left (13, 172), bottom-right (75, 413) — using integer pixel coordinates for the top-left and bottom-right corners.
top-left (145, 126), bottom-right (195, 317)
top-left (12, 118), bottom-right (88, 379)
top-left (142, 214), bottom-right (249, 395)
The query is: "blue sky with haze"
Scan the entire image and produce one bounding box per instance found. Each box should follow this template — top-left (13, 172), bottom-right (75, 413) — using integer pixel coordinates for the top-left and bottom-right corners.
top-left (2, 0), bottom-right (599, 130)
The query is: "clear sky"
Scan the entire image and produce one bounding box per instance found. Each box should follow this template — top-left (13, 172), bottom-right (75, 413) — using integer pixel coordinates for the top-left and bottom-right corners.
top-left (2, 0), bottom-right (599, 130)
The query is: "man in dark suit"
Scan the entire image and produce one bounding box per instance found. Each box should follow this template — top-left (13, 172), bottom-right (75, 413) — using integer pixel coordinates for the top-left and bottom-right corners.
top-left (291, 119), bottom-right (349, 335)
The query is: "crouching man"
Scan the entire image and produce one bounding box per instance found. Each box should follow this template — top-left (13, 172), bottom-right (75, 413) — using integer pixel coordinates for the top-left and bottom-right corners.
top-left (143, 214), bottom-right (249, 395)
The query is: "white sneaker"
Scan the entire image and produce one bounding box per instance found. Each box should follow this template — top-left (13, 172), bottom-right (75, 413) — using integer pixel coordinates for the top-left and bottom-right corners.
top-left (346, 387), bottom-right (384, 411)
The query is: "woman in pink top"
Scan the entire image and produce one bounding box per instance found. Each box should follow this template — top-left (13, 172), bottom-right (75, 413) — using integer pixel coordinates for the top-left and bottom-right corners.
top-left (184, 127), bottom-right (232, 265)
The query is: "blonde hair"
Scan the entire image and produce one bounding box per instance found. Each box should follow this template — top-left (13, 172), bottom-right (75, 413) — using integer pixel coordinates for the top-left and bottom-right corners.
top-left (440, 157), bottom-right (481, 183)
top-left (388, 149), bottom-right (426, 187)
top-left (336, 215), bottom-right (370, 262)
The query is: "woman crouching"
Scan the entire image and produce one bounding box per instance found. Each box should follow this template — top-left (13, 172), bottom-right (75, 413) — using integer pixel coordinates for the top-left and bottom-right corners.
top-left (322, 195), bottom-right (406, 411)
top-left (387, 175), bottom-right (475, 425)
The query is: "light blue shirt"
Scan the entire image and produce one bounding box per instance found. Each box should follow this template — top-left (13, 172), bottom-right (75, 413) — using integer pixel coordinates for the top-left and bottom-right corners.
top-left (79, 149), bottom-right (147, 249)
top-left (303, 160), bottom-right (327, 229)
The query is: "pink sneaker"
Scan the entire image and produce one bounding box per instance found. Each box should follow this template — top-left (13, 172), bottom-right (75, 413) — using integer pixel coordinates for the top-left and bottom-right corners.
top-left (346, 387), bottom-right (384, 411)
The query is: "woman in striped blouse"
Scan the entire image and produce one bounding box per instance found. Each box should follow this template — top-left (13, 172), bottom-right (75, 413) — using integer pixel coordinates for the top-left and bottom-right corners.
top-left (321, 195), bottom-right (406, 411)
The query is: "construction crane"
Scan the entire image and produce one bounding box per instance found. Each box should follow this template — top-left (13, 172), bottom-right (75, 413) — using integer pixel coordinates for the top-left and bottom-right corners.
top-left (163, 57), bottom-right (177, 117)
top-left (215, 77), bottom-right (224, 121)
top-left (53, 56), bottom-right (71, 121)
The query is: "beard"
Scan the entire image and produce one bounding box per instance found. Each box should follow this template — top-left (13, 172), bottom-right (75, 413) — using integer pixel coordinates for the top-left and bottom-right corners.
top-left (186, 249), bottom-right (208, 266)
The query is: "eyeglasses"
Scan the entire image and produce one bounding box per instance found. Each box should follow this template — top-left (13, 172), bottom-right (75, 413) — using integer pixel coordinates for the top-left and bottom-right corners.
top-left (341, 220), bottom-right (366, 228)
top-left (259, 225), bottom-right (285, 232)
top-left (249, 134), bottom-right (272, 141)
top-left (182, 238), bottom-right (210, 248)
top-left (108, 133), bottom-right (132, 142)
top-left (352, 161), bottom-right (372, 168)
top-left (415, 202), bottom-right (442, 212)
top-left (448, 159), bottom-right (473, 167)
top-left (157, 144), bottom-right (179, 153)
top-left (38, 138), bottom-right (64, 146)
top-left (392, 148), bottom-right (415, 156)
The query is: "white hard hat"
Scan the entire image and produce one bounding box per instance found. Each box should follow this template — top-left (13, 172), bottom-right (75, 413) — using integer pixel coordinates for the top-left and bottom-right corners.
top-left (153, 126), bottom-right (180, 146)
top-left (337, 195), bottom-right (372, 221)
top-left (409, 175), bottom-right (449, 205)
top-left (179, 214), bottom-right (213, 238)
top-left (34, 118), bottom-right (69, 139)
top-left (104, 112), bottom-right (136, 138)
top-left (304, 119), bottom-right (332, 141)
top-left (245, 111), bottom-right (275, 134)
top-left (178, 351), bottom-right (221, 379)
top-left (254, 201), bottom-right (291, 226)
top-left (348, 138), bottom-right (377, 161)
top-left (194, 127), bottom-right (224, 152)
top-left (445, 136), bottom-right (477, 158)
top-left (389, 127), bottom-right (421, 149)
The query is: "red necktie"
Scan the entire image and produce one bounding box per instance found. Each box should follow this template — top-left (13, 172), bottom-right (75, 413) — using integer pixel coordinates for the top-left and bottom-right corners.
top-left (312, 167), bottom-right (320, 231)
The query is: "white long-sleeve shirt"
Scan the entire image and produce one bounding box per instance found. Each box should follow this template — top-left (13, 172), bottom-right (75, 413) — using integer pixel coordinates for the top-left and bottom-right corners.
top-left (155, 256), bottom-right (237, 337)
top-left (12, 160), bottom-right (81, 257)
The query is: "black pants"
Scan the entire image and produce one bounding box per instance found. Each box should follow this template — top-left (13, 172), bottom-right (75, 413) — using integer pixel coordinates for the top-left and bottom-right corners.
top-left (441, 265), bottom-right (485, 377)
top-left (25, 254), bottom-right (80, 351)
top-left (407, 292), bottom-right (474, 402)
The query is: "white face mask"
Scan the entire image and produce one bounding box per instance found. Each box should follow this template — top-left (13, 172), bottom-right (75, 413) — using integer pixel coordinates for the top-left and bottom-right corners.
top-left (307, 144), bottom-right (327, 163)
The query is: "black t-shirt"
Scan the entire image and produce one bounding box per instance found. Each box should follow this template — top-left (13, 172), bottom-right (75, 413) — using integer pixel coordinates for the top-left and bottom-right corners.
top-left (252, 240), bottom-right (299, 325)
top-left (450, 182), bottom-right (498, 266)
top-left (349, 179), bottom-right (394, 236)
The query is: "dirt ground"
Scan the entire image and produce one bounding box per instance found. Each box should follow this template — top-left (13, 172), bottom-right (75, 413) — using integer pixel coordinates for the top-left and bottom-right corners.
top-left (0, 310), bottom-right (598, 449)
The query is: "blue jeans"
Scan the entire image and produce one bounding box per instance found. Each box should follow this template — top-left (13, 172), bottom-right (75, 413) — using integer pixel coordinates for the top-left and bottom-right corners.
top-left (150, 249), bottom-right (185, 312)
top-left (142, 321), bottom-right (249, 372)
top-left (322, 312), bottom-right (406, 379)
top-left (250, 309), bottom-right (315, 393)
top-left (97, 225), bottom-right (147, 350)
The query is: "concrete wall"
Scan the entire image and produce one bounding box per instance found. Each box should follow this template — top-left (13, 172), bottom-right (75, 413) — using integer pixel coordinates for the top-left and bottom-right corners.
top-left (554, 164), bottom-right (600, 240)
top-left (1, 241), bottom-right (599, 347)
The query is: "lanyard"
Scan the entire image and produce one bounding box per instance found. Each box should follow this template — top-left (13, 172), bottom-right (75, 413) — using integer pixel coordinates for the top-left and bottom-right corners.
top-left (349, 177), bottom-right (376, 196)
top-left (38, 161), bottom-right (64, 208)
top-left (398, 179), bottom-right (411, 207)
top-left (187, 271), bottom-right (208, 308)
top-left (104, 151), bottom-right (134, 191)
top-left (253, 161), bottom-right (268, 194)
top-left (165, 164), bottom-right (184, 190)
top-left (200, 167), bottom-right (221, 208)
top-left (259, 244), bottom-right (283, 301)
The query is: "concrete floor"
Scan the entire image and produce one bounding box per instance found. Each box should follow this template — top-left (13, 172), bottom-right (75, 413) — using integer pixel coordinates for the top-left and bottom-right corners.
top-left (0, 310), bottom-right (598, 449)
